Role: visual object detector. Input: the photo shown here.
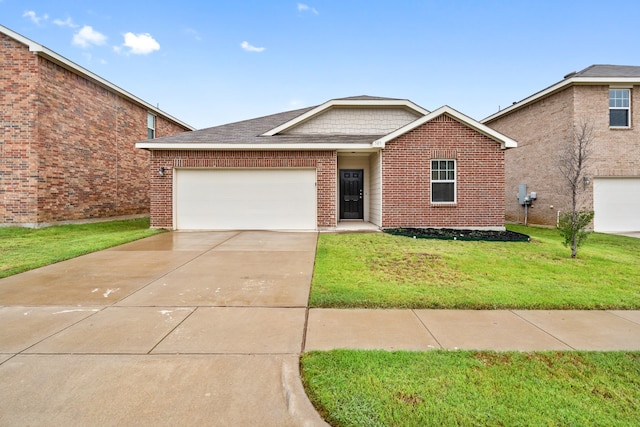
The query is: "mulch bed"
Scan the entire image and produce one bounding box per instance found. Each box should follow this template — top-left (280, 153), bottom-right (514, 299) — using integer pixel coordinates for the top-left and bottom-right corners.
top-left (384, 227), bottom-right (530, 242)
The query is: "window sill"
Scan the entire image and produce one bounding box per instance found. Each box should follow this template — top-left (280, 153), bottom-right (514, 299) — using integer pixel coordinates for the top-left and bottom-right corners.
top-left (609, 126), bottom-right (632, 130)
top-left (431, 202), bottom-right (457, 207)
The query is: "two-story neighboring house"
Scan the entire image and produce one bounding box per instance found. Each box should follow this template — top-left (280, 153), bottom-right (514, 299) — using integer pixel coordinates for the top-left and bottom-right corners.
top-left (483, 65), bottom-right (640, 233)
top-left (1, 24), bottom-right (194, 227)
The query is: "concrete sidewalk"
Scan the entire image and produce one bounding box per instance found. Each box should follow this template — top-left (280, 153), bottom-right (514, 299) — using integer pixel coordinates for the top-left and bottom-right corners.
top-left (1, 230), bottom-right (640, 426)
top-left (305, 308), bottom-right (640, 352)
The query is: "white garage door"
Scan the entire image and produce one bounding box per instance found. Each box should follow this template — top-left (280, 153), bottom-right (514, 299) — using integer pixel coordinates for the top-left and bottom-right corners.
top-left (175, 169), bottom-right (317, 230)
top-left (593, 178), bottom-right (640, 232)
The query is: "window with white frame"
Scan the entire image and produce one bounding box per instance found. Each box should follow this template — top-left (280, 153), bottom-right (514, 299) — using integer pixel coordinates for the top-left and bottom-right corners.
top-left (431, 159), bottom-right (456, 203)
top-left (147, 112), bottom-right (156, 139)
top-left (609, 89), bottom-right (630, 127)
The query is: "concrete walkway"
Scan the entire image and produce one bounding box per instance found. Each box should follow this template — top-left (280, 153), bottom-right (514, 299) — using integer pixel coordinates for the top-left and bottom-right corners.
top-left (1, 231), bottom-right (640, 426)
top-left (0, 231), bottom-right (326, 426)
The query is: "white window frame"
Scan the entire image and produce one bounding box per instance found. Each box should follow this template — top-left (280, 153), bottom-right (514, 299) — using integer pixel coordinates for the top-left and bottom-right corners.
top-left (431, 159), bottom-right (456, 204)
top-left (147, 112), bottom-right (156, 139)
top-left (609, 88), bottom-right (631, 128)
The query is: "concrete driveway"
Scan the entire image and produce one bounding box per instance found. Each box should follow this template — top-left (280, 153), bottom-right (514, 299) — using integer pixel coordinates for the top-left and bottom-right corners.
top-left (0, 231), bottom-right (327, 426)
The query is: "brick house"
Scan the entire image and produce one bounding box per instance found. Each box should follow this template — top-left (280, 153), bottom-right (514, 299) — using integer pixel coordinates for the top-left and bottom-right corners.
top-left (136, 96), bottom-right (517, 231)
top-left (0, 25), bottom-right (193, 227)
top-left (483, 65), bottom-right (640, 232)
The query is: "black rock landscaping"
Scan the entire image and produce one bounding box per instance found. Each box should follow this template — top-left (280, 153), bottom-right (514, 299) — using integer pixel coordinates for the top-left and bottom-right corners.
top-left (384, 227), bottom-right (530, 242)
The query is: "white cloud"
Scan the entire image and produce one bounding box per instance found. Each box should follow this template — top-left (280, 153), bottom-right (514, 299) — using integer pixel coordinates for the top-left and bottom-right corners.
top-left (297, 3), bottom-right (318, 14)
top-left (241, 41), bottom-right (265, 53)
top-left (72, 25), bottom-right (107, 48)
top-left (53, 17), bottom-right (78, 28)
top-left (81, 52), bottom-right (107, 65)
top-left (185, 28), bottom-right (202, 41)
top-left (23, 10), bottom-right (49, 25)
top-left (121, 32), bottom-right (160, 55)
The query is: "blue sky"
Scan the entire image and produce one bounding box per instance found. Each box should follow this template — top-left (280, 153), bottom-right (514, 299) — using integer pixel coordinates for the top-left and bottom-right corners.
top-left (2, 0), bottom-right (640, 129)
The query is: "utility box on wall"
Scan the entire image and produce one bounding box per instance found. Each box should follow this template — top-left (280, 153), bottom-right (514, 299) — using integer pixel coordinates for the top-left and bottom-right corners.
top-left (518, 184), bottom-right (528, 205)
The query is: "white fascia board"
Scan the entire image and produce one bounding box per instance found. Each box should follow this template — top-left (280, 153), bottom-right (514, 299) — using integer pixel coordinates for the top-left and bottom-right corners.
top-left (482, 76), bottom-right (640, 123)
top-left (135, 142), bottom-right (376, 151)
top-left (0, 24), bottom-right (195, 131)
top-left (373, 106), bottom-right (517, 150)
top-left (261, 98), bottom-right (430, 136)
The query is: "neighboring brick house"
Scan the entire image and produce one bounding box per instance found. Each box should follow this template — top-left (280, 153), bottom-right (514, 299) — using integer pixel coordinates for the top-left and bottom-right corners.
top-left (0, 25), bottom-right (193, 227)
top-left (483, 65), bottom-right (640, 232)
top-left (136, 96), bottom-right (516, 231)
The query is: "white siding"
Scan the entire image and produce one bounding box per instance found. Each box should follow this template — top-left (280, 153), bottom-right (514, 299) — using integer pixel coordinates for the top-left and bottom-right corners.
top-left (286, 107), bottom-right (420, 135)
top-left (369, 151), bottom-right (382, 226)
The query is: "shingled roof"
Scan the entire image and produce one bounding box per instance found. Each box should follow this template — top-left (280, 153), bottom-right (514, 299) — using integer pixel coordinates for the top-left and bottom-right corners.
top-left (569, 64), bottom-right (640, 78)
top-left (136, 96), bottom-right (428, 149)
top-left (138, 104), bottom-right (385, 147)
top-left (136, 96), bottom-right (517, 151)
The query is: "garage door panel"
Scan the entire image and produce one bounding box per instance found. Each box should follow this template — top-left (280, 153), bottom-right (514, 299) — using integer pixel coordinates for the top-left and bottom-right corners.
top-left (175, 169), bottom-right (317, 230)
top-left (593, 178), bottom-right (640, 232)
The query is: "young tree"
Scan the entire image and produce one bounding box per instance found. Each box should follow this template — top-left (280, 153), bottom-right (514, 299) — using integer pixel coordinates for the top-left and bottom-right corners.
top-left (557, 119), bottom-right (595, 258)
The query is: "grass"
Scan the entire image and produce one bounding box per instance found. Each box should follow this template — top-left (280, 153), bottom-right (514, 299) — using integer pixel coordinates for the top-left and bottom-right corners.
top-left (310, 224), bottom-right (640, 309)
top-left (301, 349), bottom-right (640, 427)
top-left (0, 218), bottom-right (163, 278)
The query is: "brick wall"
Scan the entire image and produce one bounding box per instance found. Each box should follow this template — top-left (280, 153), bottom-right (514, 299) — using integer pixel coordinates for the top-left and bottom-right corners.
top-left (148, 150), bottom-right (337, 229)
top-left (574, 85), bottom-right (640, 178)
top-left (0, 33), bottom-right (39, 224)
top-left (486, 88), bottom-right (575, 226)
top-left (381, 115), bottom-right (506, 229)
top-left (487, 84), bottom-right (640, 226)
top-left (0, 34), bottom-right (190, 226)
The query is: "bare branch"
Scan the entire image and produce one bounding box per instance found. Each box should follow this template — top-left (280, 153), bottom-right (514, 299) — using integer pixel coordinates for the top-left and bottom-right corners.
top-left (557, 118), bottom-right (594, 258)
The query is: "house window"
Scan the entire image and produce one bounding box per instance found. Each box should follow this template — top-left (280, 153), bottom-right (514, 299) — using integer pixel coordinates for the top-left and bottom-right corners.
top-left (431, 159), bottom-right (456, 203)
top-left (609, 89), bottom-right (630, 127)
top-left (147, 113), bottom-right (156, 139)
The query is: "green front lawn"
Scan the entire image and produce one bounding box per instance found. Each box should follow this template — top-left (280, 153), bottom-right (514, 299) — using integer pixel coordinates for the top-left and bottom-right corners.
top-left (302, 349), bottom-right (640, 426)
top-left (307, 226), bottom-right (640, 426)
top-left (310, 225), bottom-right (640, 309)
top-left (0, 218), bottom-right (163, 278)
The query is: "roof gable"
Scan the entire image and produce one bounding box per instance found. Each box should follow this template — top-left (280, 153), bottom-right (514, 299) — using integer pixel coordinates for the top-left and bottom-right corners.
top-left (483, 64), bottom-right (640, 123)
top-left (374, 106), bottom-right (517, 150)
top-left (282, 106), bottom-right (423, 136)
top-left (261, 97), bottom-right (430, 136)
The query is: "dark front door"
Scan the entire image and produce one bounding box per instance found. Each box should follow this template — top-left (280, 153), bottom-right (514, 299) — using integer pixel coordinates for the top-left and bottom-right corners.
top-left (340, 169), bottom-right (364, 220)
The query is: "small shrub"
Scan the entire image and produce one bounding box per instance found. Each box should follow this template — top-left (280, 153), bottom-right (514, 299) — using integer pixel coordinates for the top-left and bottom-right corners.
top-left (557, 210), bottom-right (595, 258)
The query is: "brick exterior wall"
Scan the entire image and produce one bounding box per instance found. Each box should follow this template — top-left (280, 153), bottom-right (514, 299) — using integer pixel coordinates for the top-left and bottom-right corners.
top-left (0, 33), bottom-right (190, 226)
top-left (1, 32), bottom-right (39, 225)
top-left (381, 115), bottom-right (506, 229)
top-left (486, 84), bottom-right (640, 226)
top-left (148, 150), bottom-right (337, 229)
